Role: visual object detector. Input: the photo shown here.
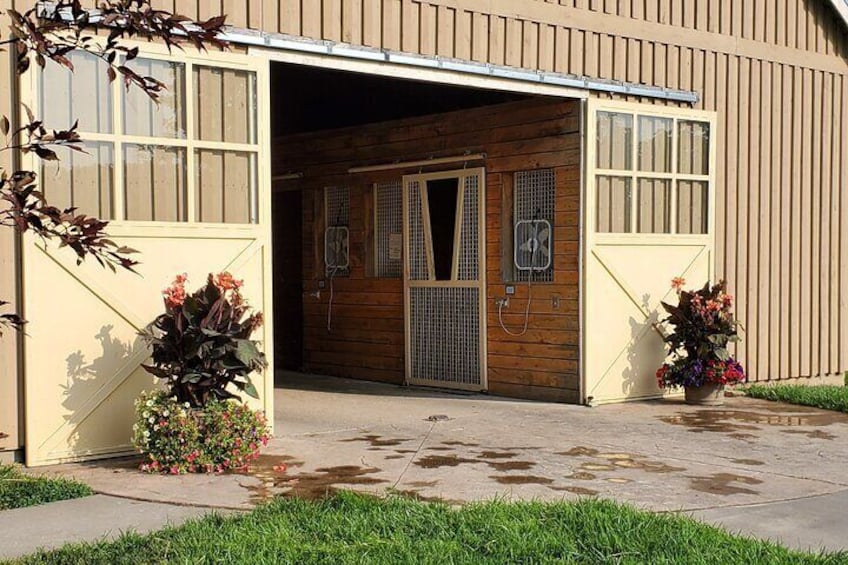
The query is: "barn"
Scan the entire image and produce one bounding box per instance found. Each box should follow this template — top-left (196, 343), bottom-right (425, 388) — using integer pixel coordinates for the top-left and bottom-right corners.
top-left (0, 0), bottom-right (846, 465)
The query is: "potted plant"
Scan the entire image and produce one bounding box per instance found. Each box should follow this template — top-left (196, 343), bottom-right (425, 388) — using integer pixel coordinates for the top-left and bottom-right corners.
top-left (655, 278), bottom-right (746, 405)
top-left (133, 272), bottom-right (270, 474)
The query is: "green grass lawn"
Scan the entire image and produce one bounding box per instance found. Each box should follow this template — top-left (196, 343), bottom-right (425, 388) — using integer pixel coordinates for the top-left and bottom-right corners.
top-left (0, 465), bottom-right (92, 511)
top-left (745, 384), bottom-right (848, 414)
top-left (14, 491), bottom-right (847, 565)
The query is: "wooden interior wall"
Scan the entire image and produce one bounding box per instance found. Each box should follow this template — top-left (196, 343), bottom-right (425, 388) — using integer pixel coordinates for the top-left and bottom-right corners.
top-left (273, 97), bottom-right (581, 401)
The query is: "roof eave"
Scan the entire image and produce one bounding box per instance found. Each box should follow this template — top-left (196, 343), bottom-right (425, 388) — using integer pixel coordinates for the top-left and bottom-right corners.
top-left (828, 0), bottom-right (848, 30)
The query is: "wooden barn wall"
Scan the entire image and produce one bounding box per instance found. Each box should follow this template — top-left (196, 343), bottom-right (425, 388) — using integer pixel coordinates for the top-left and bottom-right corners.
top-left (273, 98), bottom-right (581, 401)
top-left (153, 0), bottom-right (848, 384)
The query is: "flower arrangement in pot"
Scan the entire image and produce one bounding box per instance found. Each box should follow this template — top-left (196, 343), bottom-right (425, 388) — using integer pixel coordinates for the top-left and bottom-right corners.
top-left (655, 278), bottom-right (746, 405)
top-left (133, 272), bottom-right (271, 474)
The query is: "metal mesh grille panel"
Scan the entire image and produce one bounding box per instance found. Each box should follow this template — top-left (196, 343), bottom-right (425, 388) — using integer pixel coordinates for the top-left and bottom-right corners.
top-left (407, 180), bottom-right (428, 280)
top-left (514, 169), bottom-right (555, 282)
top-left (325, 186), bottom-right (350, 277)
top-left (458, 174), bottom-right (480, 280)
top-left (409, 287), bottom-right (481, 386)
top-left (375, 181), bottom-right (403, 278)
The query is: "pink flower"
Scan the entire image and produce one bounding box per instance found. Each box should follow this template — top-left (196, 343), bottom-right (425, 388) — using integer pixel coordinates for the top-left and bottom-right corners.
top-left (214, 272), bottom-right (243, 292)
top-left (163, 273), bottom-right (188, 308)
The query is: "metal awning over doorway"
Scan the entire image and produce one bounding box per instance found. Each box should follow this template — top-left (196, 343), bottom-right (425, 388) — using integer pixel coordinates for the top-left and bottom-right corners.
top-left (223, 28), bottom-right (698, 103)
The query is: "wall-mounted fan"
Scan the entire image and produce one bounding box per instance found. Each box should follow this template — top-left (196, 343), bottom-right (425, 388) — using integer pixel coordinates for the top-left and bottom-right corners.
top-left (514, 219), bottom-right (552, 272)
top-left (324, 226), bottom-right (350, 272)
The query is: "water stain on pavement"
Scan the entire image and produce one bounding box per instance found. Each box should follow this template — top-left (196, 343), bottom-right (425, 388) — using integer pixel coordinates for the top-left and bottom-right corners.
top-left (341, 435), bottom-right (413, 447)
top-left (730, 458), bottom-right (765, 466)
top-left (781, 429), bottom-right (837, 440)
top-left (441, 440), bottom-right (480, 447)
top-left (414, 455), bottom-right (479, 468)
top-left (477, 450), bottom-right (519, 460)
top-left (238, 456), bottom-right (387, 502)
top-left (490, 475), bottom-right (554, 485)
top-left (560, 446), bottom-right (685, 474)
top-left (659, 406), bottom-right (846, 438)
top-left (549, 485), bottom-right (599, 496)
top-left (486, 461), bottom-right (536, 472)
top-left (688, 472), bottom-right (763, 496)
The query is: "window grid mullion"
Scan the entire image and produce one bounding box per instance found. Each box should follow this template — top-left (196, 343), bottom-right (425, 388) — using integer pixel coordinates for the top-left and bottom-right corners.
top-left (670, 117), bottom-right (679, 234)
top-left (186, 60), bottom-right (197, 223)
top-left (629, 116), bottom-right (638, 234)
top-left (112, 55), bottom-right (125, 222)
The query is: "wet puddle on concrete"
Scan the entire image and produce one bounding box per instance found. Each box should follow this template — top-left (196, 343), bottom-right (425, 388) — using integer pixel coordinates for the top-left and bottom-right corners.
top-left (490, 475), bottom-right (554, 486)
top-left (659, 403), bottom-right (847, 439)
top-left (237, 455), bottom-right (387, 503)
top-left (341, 435), bottom-right (414, 448)
top-left (688, 472), bottom-right (763, 496)
top-left (559, 446), bottom-right (685, 474)
top-left (548, 485), bottom-right (599, 496)
top-left (441, 440), bottom-right (480, 447)
top-left (730, 458), bottom-right (765, 466)
top-left (781, 429), bottom-right (837, 440)
top-left (414, 455), bottom-right (479, 469)
top-left (477, 451), bottom-right (519, 460)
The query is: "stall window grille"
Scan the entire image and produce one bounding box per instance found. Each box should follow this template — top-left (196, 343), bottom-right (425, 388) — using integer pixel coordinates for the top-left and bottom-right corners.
top-left (324, 186), bottom-right (350, 277)
top-left (374, 181), bottom-right (403, 278)
top-left (594, 111), bottom-right (711, 235)
top-left (513, 169), bottom-right (555, 282)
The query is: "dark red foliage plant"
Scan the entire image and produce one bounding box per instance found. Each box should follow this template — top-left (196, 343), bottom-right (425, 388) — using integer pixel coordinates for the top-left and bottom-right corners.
top-left (140, 273), bottom-right (267, 409)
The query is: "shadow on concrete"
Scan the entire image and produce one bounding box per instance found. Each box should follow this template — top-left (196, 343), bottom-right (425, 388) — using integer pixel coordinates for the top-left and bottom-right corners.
top-left (275, 370), bottom-right (541, 404)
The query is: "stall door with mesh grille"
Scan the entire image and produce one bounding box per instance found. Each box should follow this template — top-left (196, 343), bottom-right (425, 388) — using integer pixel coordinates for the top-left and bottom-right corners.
top-left (403, 169), bottom-right (487, 391)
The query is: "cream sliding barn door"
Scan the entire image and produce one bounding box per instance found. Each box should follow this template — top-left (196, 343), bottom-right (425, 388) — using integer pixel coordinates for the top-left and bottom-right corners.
top-left (403, 169), bottom-right (487, 391)
top-left (583, 100), bottom-right (716, 405)
top-left (21, 45), bottom-right (272, 465)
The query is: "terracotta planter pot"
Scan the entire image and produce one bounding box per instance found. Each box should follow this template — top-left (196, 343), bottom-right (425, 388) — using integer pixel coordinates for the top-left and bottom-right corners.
top-left (684, 383), bottom-right (724, 406)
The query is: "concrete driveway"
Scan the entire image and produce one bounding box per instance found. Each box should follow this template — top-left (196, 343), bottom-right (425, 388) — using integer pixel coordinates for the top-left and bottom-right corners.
top-left (41, 373), bottom-right (848, 552)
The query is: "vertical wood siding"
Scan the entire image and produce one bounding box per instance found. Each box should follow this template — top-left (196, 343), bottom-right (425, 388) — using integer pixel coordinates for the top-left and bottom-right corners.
top-left (229, 0), bottom-right (845, 384)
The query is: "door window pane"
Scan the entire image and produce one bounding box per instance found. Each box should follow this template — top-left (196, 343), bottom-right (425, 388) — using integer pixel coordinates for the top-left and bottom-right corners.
top-left (193, 66), bottom-right (257, 144)
top-left (195, 149), bottom-right (256, 224)
top-left (596, 176), bottom-right (632, 233)
top-left (123, 145), bottom-right (187, 221)
top-left (676, 180), bottom-right (709, 234)
top-left (426, 178), bottom-right (460, 280)
top-left (636, 178), bottom-right (671, 234)
top-left (40, 142), bottom-right (113, 219)
top-left (122, 59), bottom-right (186, 138)
top-left (41, 51), bottom-right (112, 133)
top-left (637, 116), bottom-right (672, 173)
top-left (596, 112), bottom-right (633, 171)
top-left (678, 120), bottom-right (710, 175)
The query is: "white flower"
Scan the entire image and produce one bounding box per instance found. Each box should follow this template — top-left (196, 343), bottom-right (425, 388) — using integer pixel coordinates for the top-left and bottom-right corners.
top-left (142, 411), bottom-right (149, 419)
top-left (132, 423), bottom-right (138, 431)
top-left (184, 402), bottom-right (190, 408)
top-left (153, 425), bottom-right (159, 431)
top-left (143, 430), bottom-right (151, 437)
top-left (163, 410), bottom-right (170, 417)
top-left (146, 399), bottom-right (154, 407)
top-left (148, 416), bottom-right (155, 424)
